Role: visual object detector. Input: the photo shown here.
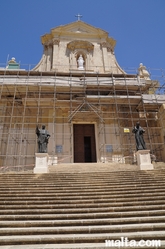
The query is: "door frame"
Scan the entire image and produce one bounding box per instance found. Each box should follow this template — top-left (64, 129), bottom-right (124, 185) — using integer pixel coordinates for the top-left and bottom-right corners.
top-left (72, 122), bottom-right (98, 163)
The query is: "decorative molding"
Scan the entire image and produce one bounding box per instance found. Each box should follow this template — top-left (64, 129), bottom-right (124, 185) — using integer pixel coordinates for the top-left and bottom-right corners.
top-left (107, 47), bottom-right (112, 52)
top-left (67, 40), bottom-right (94, 51)
top-left (100, 42), bottom-right (113, 52)
top-left (74, 50), bottom-right (87, 59)
top-left (53, 39), bottom-right (60, 45)
top-left (44, 41), bottom-right (53, 48)
top-left (41, 33), bottom-right (53, 45)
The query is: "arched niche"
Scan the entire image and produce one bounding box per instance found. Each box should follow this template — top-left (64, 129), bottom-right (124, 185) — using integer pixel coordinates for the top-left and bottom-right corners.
top-left (67, 40), bottom-right (94, 71)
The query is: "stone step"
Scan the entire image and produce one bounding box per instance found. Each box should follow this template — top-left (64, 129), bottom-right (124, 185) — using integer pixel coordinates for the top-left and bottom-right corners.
top-left (1, 182), bottom-right (165, 190)
top-left (0, 179), bottom-right (165, 186)
top-left (1, 195), bottom-right (165, 205)
top-left (1, 209), bottom-right (165, 221)
top-left (0, 188), bottom-right (165, 200)
top-left (1, 169), bottom-right (165, 177)
top-left (1, 180), bottom-right (165, 186)
top-left (0, 178), bottom-right (165, 185)
top-left (1, 174), bottom-right (164, 179)
top-left (48, 162), bottom-right (139, 172)
top-left (1, 186), bottom-right (165, 194)
top-left (0, 231), bottom-right (165, 245)
top-left (0, 204), bottom-right (165, 215)
top-left (1, 223), bottom-right (165, 236)
top-left (1, 169), bottom-right (165, 175)
top-left (1, 199), bottom-right (165, 209)
top-left (1, 215), bottom-right (165, 227)
top-left (0, 243), bottom-right (164, 249)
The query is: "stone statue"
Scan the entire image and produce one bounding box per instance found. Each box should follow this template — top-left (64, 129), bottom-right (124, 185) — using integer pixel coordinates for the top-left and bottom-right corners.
top-left (138, 63), bottom-right (150, 80)
top-left (36, 125), bottom-right (50, 153)
top-left (77, 54), bottom-right (84, 70)
top-left (132, 122), bottom-right (146, 150)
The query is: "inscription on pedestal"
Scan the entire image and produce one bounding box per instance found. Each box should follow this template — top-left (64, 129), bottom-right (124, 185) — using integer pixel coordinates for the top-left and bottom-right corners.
top-left (141, 154), bottom-right (148, 163)
top-left (39, 158), bottom-right (44, 165)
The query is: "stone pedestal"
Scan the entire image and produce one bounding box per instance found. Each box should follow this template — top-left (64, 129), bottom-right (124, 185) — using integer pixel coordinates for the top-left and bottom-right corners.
top-left (34, 153), bottom-right (49, 173)
top-left (136, 150), bottom-right (153, 170)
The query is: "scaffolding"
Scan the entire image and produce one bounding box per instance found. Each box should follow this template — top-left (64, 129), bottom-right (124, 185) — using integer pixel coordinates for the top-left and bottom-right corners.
top-left (0, 65), bottom-right (165, 170)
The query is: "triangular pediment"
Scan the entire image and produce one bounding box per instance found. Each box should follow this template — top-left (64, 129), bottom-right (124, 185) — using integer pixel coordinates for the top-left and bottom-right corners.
top-left (41, 21), bottom-right (116, 51)
top-left (51, 21), bottom-right (108, 36)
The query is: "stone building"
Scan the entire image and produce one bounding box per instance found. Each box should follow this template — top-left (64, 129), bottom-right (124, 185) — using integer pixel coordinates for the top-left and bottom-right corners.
top-left (0, 20), bottom-right (165, 168)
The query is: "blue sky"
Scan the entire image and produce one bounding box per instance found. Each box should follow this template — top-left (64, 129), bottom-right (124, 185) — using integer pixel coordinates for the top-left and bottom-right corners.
top-left (0, 0), bottom-right (165, 72)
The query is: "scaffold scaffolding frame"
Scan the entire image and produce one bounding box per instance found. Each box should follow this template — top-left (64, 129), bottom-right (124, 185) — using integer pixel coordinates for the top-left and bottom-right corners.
top-left (0, 65), bottom-right (165, 171)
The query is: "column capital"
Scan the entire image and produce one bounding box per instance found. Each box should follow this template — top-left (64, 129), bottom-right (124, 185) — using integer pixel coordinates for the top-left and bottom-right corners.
top-left (100, 42), bottom-right (113, 52)
top-left (53, 39), bottom-right (60, 45)
top-left (44, 42), bottom-right (53, 50)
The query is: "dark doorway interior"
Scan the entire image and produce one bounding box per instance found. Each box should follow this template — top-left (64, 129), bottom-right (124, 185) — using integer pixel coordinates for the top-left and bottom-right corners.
top-left (74, 124), bottom-right (96, 163)
top-left (84, 136), bottom-right (92, 162)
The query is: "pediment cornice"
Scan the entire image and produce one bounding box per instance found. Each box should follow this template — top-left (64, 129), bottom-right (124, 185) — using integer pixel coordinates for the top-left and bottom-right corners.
top-left (41, 21), bottom-right (116, 50)
top-left (51, 21), bottom-right (108, 36)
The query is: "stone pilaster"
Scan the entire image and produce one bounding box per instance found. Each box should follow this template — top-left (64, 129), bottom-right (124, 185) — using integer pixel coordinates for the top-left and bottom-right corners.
top-left (101, 42), bottom-right (110, 72)
top-left (52, 39), bottom-right (60, 70)
top-left (46, 44), bottom-right (53, 71)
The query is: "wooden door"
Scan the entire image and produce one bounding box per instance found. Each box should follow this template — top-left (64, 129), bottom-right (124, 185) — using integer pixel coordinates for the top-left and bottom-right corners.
top-left (73, 124), bottom-right (96, 163)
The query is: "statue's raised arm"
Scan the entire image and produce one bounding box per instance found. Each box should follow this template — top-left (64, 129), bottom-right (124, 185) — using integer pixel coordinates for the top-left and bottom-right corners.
top-left (36, 125), bottom-right (40, 137)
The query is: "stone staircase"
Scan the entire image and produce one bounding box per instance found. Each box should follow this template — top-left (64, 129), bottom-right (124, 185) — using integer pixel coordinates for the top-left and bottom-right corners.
top-left (0, 163), bottom-right (165, 248)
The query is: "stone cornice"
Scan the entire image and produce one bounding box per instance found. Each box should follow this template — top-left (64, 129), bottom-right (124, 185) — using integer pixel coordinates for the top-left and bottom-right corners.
top-left (51, 21), bottom-right (108, 36)
top-left (107, 37), bottom-right (116, 51)
top-left (41, 34), bottom-right (53, 45)
top-left (41, 21), bottom-right (116, 49)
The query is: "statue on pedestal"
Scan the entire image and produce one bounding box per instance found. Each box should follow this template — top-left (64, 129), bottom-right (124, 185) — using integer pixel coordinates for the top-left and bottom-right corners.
top-left (36, 125), bottom-right (50, 153)
top-left (132, 122), bottom-right (146, 150)
top-left (77, 54), bottom-right (84, 70)
top-left (138, 63), bottom-right (150, 80)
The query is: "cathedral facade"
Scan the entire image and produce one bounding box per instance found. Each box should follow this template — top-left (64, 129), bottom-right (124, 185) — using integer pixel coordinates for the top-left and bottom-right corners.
top-left (0, 20), bottom-right (165, 168)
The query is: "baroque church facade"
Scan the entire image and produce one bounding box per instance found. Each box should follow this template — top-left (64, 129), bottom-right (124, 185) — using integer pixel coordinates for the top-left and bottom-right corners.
top-left (0, 20), bottom-right (165, 168)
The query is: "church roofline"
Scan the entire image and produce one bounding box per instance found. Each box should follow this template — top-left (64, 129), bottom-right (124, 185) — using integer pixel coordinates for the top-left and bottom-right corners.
top-left (41, 20), bottom-right (116, 47)
top-left (51, 20), bottom-right (109, 34)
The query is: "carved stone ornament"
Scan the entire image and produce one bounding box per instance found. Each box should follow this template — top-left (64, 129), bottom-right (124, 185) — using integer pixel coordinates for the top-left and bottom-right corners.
top-left (53, 39), bottom-right (60, 45)
top-left (101, 42), bottom-right (113, 52)
top-left (67, 40), bottom-right (94, 51)
top-left (44, 42), bottom-right (52, 50)
top-left (101, 42), bottom-right (108, 48)
top-left (107, 47), bottom-right (113, 52)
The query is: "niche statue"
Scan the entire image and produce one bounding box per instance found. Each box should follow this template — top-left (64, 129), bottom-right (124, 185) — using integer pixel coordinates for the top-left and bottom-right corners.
top-left (77, 54), bottom-right (84, 70)
top-left (132, 122), bottom-right (146, 150)
top-left (36, 125), bottom-right (50, 153)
